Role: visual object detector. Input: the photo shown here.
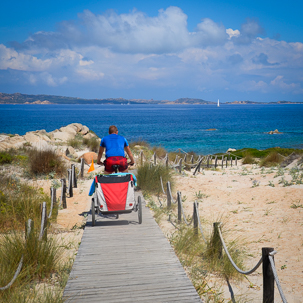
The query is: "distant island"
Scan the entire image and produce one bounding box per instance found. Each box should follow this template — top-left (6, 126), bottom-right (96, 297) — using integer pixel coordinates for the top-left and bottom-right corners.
top-left (0, 92), bottom-right (302, 105)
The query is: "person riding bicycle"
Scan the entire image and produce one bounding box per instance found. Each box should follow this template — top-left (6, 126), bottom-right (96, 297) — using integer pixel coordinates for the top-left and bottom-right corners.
top-left (97, 125), bottom-right (135, 173)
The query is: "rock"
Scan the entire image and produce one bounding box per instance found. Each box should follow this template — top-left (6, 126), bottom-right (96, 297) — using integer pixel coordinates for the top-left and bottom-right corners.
top-left (80, 125), bottom-right (89, 135)
top-left (59, 125), bottom-right (78, 136)
top-left (51, 131), bottom-right (75, 141)
top-left (0, 135), bottom-right (26, 150)
top-left (80, 152), bottom-right (98, 165)
top-left (227, 148), bottom-right (237, 153)
top-left (206, 128), bottom-right (217, 131)
top-left (30, 140), bottom-right (53, 151)
top-left (83, 132), bottom-right (96, 140)
top-left (268, 129), bottom-right (282, 134)
top-left (66, 146), bottom-right (76, 156)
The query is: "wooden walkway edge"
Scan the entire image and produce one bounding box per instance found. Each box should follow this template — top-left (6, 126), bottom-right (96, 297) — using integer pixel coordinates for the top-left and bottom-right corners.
top-left (63, 192), bottom-right (203, 303)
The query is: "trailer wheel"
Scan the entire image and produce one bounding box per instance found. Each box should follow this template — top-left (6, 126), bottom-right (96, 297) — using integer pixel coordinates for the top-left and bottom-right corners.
top-left (138, 196), bottom-right (142, 224)
top-left (92, 198), bottom-right (95, 226)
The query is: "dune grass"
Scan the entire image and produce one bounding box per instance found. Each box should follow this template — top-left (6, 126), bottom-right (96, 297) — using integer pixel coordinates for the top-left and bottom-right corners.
top-left (0, 230), bottom-right (68, 303)
top-left (259, 151), bottom-right (284, 167)
top-left (28, 148), bottom-right (66, 177)
top-left (137, 163), bottom-right (174, 195)
top-left (0, 175), bottom-right (56, 232)
top-left (82, 137), bottom-right (99, 152)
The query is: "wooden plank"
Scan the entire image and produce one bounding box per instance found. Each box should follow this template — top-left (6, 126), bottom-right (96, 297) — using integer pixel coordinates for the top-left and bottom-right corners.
top-left (64, 192), bottom-right (202, 303)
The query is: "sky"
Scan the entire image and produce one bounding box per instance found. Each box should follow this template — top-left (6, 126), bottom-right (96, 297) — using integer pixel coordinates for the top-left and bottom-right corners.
top-left (0, 0), bottom-right (303, 102)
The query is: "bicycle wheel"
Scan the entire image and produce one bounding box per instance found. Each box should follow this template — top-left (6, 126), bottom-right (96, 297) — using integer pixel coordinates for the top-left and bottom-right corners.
top-left (91, 198), bottom-right (95, 226)
top-left (138, 196), bottom-right (142, 224)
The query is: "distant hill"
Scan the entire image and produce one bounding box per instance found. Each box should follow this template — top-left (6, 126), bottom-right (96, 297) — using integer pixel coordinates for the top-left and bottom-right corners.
top-left (0, 93), bottom-right (301, 105)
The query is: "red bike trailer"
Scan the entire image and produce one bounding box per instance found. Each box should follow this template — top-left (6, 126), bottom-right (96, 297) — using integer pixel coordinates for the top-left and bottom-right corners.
top-left (90, 173), bottom-right (142, 226)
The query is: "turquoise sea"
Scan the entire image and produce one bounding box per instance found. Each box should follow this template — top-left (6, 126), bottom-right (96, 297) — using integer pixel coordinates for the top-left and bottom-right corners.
top-left (0, 104), bottom-right (302, 154)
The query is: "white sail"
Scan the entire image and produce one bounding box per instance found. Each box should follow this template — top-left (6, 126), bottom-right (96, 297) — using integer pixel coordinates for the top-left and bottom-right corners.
top-left (217, 99), bottom-right (220, 107)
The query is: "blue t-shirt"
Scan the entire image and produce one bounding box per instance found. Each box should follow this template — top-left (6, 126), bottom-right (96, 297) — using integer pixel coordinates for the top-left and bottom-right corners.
top-left (100, 134), bottom-right (128, 158)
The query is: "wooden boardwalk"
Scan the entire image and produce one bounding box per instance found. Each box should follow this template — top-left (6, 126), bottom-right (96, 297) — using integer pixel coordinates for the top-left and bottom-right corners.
top-left (64, 192), bottom-right (202, 303)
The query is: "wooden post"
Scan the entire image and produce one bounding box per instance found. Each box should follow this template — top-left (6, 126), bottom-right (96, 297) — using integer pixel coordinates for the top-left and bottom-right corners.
top-left (68, 169), bottom-right (73, 197)
top-left (80, 158), bottom-right (85, 178)
top-left (262, 247), bottom-right (275, 303)
top-left (230, 157), bottom-right (233, 167)
top-left (190, 155), bottom-right (194, 164)
top-left (212, 222), bottom-right (222, 259)
top-left (166, 181), bottom-right (172, 208)
top-left (193, 159), bottom-right (202, 176)
top-left (221, 155), bottom-right (224, 168)
top-left (225, 157), bottom-right (228, 168)
top-left (207, 156), bottom-right (210, 168)
top-left (178, 158), bottom-right (183, 173)
top-left (214, 155), bottom-right (218, 168)
top-left (61, 178), bottom-right (67, 209)
top-left (165, 154), bottom-right (168, 168)
top-left (177, 192), bottom-right (182, 224)
top-left (40, 202), bottom-right (47, 241)
top-left (153, 152), bottom-right (156, 166)
top-left (25, 219), bottom-right (34, 241)
top-left (71, 164), bottom-right (77, 188)
top-left (193, 202), bottom-right (199, 237)
top-left (184, 154), bottom-right (187, 163)
top-left (235, 156), bottom-right (237, 166)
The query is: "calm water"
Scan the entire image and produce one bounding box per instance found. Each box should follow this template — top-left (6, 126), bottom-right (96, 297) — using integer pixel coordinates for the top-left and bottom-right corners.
top-left (0, 104), bottom-right (303, 154)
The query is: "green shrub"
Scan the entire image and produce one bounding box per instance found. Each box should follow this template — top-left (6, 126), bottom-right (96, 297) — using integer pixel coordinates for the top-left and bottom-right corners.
top-left (137, 163), bottom-right (173, 194)
top-left (0, 151), bottom-right (13, 164)
top-left (259, 152), bottom-right (284, 167)
top-left (28, 149), bottom-right (66, 176)
top-left (242, 152), bottom-right (256, 164)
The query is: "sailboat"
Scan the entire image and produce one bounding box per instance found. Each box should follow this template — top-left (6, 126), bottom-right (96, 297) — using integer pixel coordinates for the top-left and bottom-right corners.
top-left (217, 99), bottom-right (220, 107)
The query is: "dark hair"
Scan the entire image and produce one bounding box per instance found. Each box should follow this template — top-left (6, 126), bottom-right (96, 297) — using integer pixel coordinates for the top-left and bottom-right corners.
top-left (109, 125), bottom-right (118, 134)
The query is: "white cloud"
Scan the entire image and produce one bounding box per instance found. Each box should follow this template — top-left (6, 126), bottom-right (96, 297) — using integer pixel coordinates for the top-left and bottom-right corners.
top-left (1, 7), bottom-right (303, 99)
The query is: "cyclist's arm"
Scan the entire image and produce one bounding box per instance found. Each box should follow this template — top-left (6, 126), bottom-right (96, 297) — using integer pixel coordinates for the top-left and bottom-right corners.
top-left (125, 146), bottom-right (135, 165)
top-left (97, 146), bottom-right (105, 165)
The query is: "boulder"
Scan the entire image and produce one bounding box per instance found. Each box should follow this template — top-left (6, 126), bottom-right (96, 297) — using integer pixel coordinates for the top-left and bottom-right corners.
top-left (66, 146), bottom-right (76, 156)
top-left (227, 148), bottom-right (237, 153)
top-left (268, 129), bottom-right (282, 134)
top-left (59, 125), bottom-right (78, 136)
top-left (80, 152), bottom-right (98, 165)
top-left (83, 132), bottom-right (96, 139)
top-left (24, 131), bottom-right (50, 143)
top-left (0, 135), bottom-right (27, 150)
top-left (30, 140), bottom-right (53, 151)
top-left (51, 131), bottom-right (75, 142)
top-left (80, 125), bottom-right (90, 135)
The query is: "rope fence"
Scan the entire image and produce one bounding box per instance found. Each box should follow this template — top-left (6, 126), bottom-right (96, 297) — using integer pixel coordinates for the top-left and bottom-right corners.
top-left (157, 178), bottom-right (289, 303)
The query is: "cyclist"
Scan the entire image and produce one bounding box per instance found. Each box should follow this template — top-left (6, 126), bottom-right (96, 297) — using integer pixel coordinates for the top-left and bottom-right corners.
top-left (97, 125), bottom-right (135, 173)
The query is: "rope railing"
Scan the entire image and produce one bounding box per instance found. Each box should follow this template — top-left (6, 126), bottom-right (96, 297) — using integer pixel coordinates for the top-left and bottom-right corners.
top-left (217, 223), bottom-right (263, 275)
top-left (194, 201), bottom-right (207, 243)
top-left (269, 251), bottom-right (288, 303)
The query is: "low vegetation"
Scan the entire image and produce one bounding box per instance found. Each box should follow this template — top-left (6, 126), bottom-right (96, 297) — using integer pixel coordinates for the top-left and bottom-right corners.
top-left (0, 175), bottom-right (55, 232)
top-left (259, 151), bottom-right (284, 167)
top-left (29, 148), bottom-right (66, 177)
top-left (137, 163), bottom-right (174, 195)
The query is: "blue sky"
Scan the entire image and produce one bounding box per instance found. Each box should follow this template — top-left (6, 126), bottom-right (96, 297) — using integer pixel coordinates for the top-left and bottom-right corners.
top-left (0, 0), bottom-right (303, 102)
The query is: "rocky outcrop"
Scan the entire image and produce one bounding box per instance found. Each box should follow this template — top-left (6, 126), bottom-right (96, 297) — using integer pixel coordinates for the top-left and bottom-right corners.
top-left (267, 129), bottom-right (282, 134)
top-left (79, 152), bottom-right (98, 165)
top-left (0, 123), bottom-right (95, 151)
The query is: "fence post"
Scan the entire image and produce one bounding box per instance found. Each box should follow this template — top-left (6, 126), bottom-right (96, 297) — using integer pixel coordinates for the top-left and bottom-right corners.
top-left (25, 219), bottom-right (34, 241)
top-left (178, 158), bottom-right (183, 173)
top-left (166, 181), bottom-right (172, 208)
top-left (80, 158), bottom-right (85, 178)
top-left (61, 178), bottom-right (67, 208)
top-left (262, 247), bottom-right (275, 303)
top-left (190, 154), bottom-right (194, 164)
top-left (225, 157), bottom-right (228, 168)
top-left (153, 152), bottom-right (157, 166)
top-left (177, 192), bottom-right (182, 223)
top-left (211, 222), bottom-right (223, 259)
top-left (71, 164), bottom-right (77, 188)
top-left (165, 154), bottom-right (168, 168)
top-left (230, 157), bottom-right (233, 167)
top-left (235, 156), bottom-right (237, 166)
top-left (193, 202), bottom-right (199, 237)
top-left (221, 155), bottom-right (224, 168)
top-left (184, 154), bottom-right (187, 163)
top-left (215, 155), bottom-right (218, 168)
top-left (68, 169), bottom-right (73, 197)
top-left (40, 202), bottom-right (47, 241)
top-left (207, 156), bottom-right (210, 168)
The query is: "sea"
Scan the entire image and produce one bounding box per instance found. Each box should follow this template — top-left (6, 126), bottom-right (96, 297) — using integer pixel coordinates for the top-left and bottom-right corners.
top-left (0, 104), bottom-right (303, 155)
